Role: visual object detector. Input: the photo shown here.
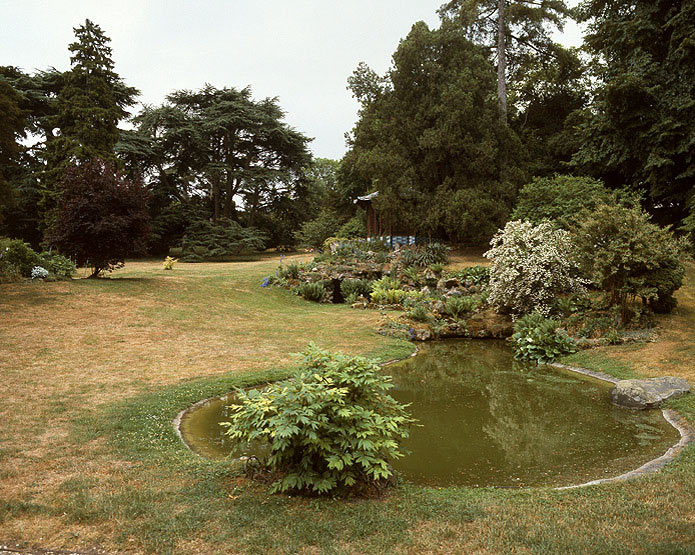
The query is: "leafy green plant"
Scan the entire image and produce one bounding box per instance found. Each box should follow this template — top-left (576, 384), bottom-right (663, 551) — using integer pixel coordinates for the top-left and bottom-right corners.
top-left (371, 288), bottom-right (407, 306)
top-left (406, 304), bottom-right (431, 323)
top-left (573, 203), bottom-right (686, 318)
top-left (298, 282), bottom-right (328, 303)
top-left (341, 278), bottom-right (372, 299)
top-left (455, 266), bottom-right (490, 287)
top-left (336, 215), bottom-right (366, 239)
top-left (38, 251), bottom-right (76, 279)
top-left (294, 210), bottom-right (339, 249)
top-left (443, 296), bottom-right (478, 319)
top-left (512, 313), bottom-right (577, 363)
top-left (279, 262), bottom-right (302, 280)
top-left (371, 276), bottom-right (400, 291)
top-left (222, 344), bottom-right (415, 494)
top-left (392, 243), bottom-right (450, 269)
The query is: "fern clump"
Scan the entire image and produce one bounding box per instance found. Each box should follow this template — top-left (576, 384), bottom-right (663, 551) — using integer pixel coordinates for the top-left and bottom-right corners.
top-left (222, 345), bottom-right (415, 495)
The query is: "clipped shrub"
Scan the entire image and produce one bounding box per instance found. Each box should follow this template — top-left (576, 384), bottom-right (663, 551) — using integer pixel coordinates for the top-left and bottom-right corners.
top-left (573, 203), bottom-right (686, 317)
top-left (181, 218), bottom-right (267, 262)
top-left (222, 344), bottom-right (415, 494)
top-left (512, 313), bottom-right (576, 363)
top-left (38, 252), bottom-right (76, 279)
top-left (341, 278), bottom-right (372, 299)
top-left (443, 296), bottom-right (478, 319)
top-left (298, 281), bottom-right (328, 302)
top-left (485, 220), bottom-right (587, 316)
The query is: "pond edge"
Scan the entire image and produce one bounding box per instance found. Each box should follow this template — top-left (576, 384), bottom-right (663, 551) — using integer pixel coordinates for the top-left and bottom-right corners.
top-left (172, 348), bottom-right (694, 491)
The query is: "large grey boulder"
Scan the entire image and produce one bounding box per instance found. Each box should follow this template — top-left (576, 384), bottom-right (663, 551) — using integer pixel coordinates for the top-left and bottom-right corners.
top-left (610, 377), bottom-right (691, 409)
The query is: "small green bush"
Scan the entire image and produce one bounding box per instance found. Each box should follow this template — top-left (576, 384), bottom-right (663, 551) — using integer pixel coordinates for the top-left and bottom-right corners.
top-left (222, 344), bottom-right (415, 494)
top-left (39, 252), bottom-right (76, 279)
top-left (443, 296), bottom-right (478, 319)
top-left (341, 278), bottom-right (372, 299)
top-left (392, 243), bottom-right (450, 269)
top-left (298, 281), bottom-right (328, 302)
top-left (371, 288), bottom-right (407, 306)
top-left (512, 313), bottom-right (576, 363)
top-left (371, 276), bottom-right (400, 291)
top-left (336, 215), bottom-right (366, 239)
top-left (279, 262), bottom-right (302, 280)
top-left (455, 266), bottom-right (490, 287)
top-left (407, 304), bottom-right (431, 322)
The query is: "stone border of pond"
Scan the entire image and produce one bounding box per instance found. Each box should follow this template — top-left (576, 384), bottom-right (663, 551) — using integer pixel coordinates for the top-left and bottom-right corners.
top-left (550, 362), bottom-right (695, 490)
top-left (172, 347), bottom-right (694, 490)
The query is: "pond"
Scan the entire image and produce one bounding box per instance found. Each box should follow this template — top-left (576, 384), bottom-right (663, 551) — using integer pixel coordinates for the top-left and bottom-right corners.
top-left (179, 340), bottom-right (679, 488)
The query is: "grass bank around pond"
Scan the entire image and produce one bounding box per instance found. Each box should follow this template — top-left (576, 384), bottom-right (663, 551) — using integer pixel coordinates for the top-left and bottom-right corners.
top-left (0, 254), bottom-right (694, 553)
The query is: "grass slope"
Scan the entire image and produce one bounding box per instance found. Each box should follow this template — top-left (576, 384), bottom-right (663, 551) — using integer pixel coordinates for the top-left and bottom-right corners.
top-left (0, 255), bottom-right (694, 553)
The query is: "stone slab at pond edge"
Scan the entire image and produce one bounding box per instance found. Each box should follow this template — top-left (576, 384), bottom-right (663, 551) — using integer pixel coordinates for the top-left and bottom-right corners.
top-left (610, 377), bottom-right (691, 410)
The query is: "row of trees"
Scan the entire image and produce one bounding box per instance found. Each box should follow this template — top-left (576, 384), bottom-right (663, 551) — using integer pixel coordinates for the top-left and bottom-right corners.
top-left (1, 1), bottom-right (694, 262)
top-left (342, 0), bottom-right (695, 243)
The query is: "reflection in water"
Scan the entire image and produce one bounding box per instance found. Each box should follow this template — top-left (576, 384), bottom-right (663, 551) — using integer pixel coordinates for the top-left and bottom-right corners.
top-left (180, 340), bottom-right (678, 487)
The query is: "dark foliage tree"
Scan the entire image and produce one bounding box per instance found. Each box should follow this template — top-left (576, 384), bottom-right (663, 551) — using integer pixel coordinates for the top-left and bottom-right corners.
top-left (43, 20), bottom-right (139, 217)
top-left (0, 79), bottom-right (27, 224)
top-left (572, 0), bottom-right (695, 225)
top-left (47, 160), bottom-right (149, 277)
top-left (119, 85), bottom-right (312, 250)
top-left (344, 21), bottom-right (525, 245)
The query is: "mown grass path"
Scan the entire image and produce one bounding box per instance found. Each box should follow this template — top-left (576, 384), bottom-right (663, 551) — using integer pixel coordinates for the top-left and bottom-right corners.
top-left (1, 255), bottom-right (694, 553)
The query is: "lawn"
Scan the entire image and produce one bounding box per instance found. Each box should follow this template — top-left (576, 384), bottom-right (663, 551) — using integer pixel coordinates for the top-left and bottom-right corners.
top-left (1, 254), bottom-right (694, 554)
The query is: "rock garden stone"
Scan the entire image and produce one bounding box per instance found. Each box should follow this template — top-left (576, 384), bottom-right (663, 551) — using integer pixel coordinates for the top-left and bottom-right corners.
top-left (610, 377), bottom-right (691, 409)
top-left (465, 310), bottom-right (514, 338)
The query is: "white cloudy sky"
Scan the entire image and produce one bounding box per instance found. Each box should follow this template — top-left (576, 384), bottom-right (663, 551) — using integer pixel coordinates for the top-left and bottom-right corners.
top-left (1, 1), bottom-right (583, 159)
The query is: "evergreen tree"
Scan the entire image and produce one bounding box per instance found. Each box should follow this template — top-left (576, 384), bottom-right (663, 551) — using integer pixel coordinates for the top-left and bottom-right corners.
top-left (344, 21), bottom-right (525, 245)
top-left (43, 20), bottom-right (139, 216)
top-left (0, 80), bottom-right (26, 224)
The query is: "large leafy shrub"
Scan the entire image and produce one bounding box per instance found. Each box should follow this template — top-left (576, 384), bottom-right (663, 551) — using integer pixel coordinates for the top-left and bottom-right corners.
top-left (485, 220), bottom-right (586, 316)
top-left (443, 296), bottom-right (479, 319)
top-left (511, 175), bottom-right (609, 229)
top-left (341, 278), bottom-right (372, 299)
top-left (370, 276), bottom-right (407, 305)
top-left (573, 203), bottom-right (686, 317)
top-left (294, 210), bottom-right (339, 249)
top-left (222, 345), bottom-right (414, 494)
top-left (0, 238), bottom-right (41, 277)
top-left (47, 160), bottom-right (150, 277)
top-left (181, 218), bottom-right (267, 262)
top-left (336, 215), bottom-right (366, 239)
top-left (512, 313), bottom-right (576, 363)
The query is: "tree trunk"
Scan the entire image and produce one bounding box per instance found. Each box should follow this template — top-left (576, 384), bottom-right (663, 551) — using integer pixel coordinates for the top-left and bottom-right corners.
top-left (497, 0), bottom-right (507, 120)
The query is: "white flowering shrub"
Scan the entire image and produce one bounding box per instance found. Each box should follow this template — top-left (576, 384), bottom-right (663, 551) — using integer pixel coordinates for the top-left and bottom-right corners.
top-left (484, 220), bottom-right (587, 316)
top-left (31, 266), bottom-right (49, 280)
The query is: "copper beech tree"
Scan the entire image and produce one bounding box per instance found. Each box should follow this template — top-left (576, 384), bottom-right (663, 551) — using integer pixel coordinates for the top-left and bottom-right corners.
top-left (47, 160), bottom-right (149, 277)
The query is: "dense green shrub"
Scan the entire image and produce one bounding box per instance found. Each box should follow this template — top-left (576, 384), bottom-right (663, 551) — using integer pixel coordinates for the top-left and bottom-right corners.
top-left (39, 252), bottom-right (76, 279)
top-left (298, 281), bottom-right (328, 302)
top-left (485, 220), bottom-right (587, 316)
top-left (406, 303), bottom-right (431, 322)
top-left (181, 218), bottom-right (267, 262)
top-left (294, 210), bottom-right (339, 249)
top-left (573, 203), bottom-right (686, 318)
top-left (278, 262), bottom-right (302, 280)
top-left (341, 278), bottom-right (372, 299)
top-left (454, 266), bottom-right (490, 287)
top-left (512, 313), bottom-right (576, 363)
top-left (336, 215), bottom-right (366, 239)
top-left (511, 175), bottom-right (610, 229)
top-left (443, 296), bottom-right (479, 319)
top-left (222, 345), bottom-right (414, 494)
top-left (0, 238), bottom-right (41, 277)
top-left (370, 276), bottom-right (406, 305)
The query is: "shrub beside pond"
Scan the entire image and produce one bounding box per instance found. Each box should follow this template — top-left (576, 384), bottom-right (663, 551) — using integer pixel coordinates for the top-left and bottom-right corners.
top-left (222, 344), bottom-right (415, 495)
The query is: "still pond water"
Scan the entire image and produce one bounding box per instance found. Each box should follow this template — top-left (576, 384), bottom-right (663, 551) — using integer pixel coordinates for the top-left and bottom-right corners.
top-left (179, 340), bottom-right (678, 487)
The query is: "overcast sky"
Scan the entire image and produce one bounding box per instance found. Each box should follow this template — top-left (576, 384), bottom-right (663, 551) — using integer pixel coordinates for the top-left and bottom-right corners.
top-left (1, 1), bottom-right (583, 160)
